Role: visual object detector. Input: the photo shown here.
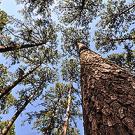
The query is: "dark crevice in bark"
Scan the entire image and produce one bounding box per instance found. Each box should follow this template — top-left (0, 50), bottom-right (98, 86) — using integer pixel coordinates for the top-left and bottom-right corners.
top-left (78, 43), bottom-right (135, 135)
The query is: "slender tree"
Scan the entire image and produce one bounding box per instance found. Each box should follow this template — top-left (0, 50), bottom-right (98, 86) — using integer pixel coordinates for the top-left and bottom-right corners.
top-left (1, 66), bottom-right (56, 135)
top-left (2, 91), bottom-right (37, 135)
top-left (25, 83), bottom-right (81, 135)
top-left (62, 84), bottom-right (72, 135)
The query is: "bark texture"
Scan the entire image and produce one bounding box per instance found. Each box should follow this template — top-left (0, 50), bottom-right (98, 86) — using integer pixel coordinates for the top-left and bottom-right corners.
top-left (78, 43), bottom-right (135, 135)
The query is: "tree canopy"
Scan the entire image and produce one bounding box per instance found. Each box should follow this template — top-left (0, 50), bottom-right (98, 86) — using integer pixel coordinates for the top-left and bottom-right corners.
top-left (0, 0), bottom-right (135, 134)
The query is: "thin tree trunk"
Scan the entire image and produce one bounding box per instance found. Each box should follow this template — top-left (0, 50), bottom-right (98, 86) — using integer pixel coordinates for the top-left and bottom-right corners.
top-left (77, 43), bottom-right (135, 135)
top-left (2, 93), bottom-right (34, 135)
top-left (0, 42), bottom-right (46, 53)
top-left (63, 85), bottom-right (72, 135)
top-left (0, 64), bottom-right (40, 99)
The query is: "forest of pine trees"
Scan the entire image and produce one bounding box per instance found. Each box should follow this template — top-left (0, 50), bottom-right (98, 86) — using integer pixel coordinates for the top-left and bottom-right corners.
top-left (0, 0), bottom-right (135, 135)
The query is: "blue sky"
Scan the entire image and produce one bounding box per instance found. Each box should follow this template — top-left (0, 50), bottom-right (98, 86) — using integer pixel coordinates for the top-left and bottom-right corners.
top-left (1, 0), bottom-right (134, 134)
top-left (0, 0), bottom-right (130, 135)
top-left (0, 0), bottom-right (22, 18)
top-left (0, 1), bottom-right (84, 135)
top-left (0, 0), bottom-right (40, 135)
top-left (1, 0), bottom-right (132, 135)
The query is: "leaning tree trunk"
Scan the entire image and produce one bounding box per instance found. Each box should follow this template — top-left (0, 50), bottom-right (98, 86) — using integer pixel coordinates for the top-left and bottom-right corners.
top-left (2, 93), bottom-right (35, 135)
top-left (78, 43), bottom-right (135, 135)
top-left (0, 64), bottom-right (40, 99)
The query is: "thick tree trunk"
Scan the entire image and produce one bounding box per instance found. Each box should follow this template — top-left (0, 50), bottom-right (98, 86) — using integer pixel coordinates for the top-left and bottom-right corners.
top-left (78, 43), bottom-right (135, 135)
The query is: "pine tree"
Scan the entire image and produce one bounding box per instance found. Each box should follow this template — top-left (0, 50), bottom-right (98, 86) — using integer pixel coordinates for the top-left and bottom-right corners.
top-left (78, 42), bottom-right (135, 135)
top-left (0, 0), bottom-right (135, 135)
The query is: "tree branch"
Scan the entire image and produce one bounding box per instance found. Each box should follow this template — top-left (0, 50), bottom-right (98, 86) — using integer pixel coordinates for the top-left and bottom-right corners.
top-left (0, 64), bottom-right (41, 99)
top-left (0, 41), bottom-right (47, 52)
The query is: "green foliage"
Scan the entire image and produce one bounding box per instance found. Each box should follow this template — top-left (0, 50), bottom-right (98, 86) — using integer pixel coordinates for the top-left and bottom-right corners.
top-left (61, 27), bottom-right (90, 56)
top-left (26, 83), bottom-right (81, 135)
top-left (0, 121), bottom-right (15, 135)
top-left (0, 0), bottom-right (135, 134)
top-left (59, 0), bottom-right (103, 26)
top-left (2, 14), bottom-right (58, 65)
top-left (108, 49), bottom-right (135, 74)
top-left (131, 29), bottom-right (135, 42)
top-left (95, 1), bottom-right (135, 52)
top-left (0, 64), bottom-right (15, 113)
top-left (0, 10), bottom-right (8, 32)
top-left (62, 58), bottom-right (80, 82)
top-left (13, 64), bottom-right (58, 111)
top-left (17, 0), bottom-right (54, 15)
top-left (0, 64), bottom-right (8, 88)
top-left (0, 94), bottom-right (16, 114)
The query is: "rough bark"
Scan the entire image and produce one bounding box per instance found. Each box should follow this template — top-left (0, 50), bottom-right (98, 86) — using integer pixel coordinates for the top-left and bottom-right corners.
top-left (78, 43), bottom-right (135, 135)
top-left (0, 64), bottom-right (40, 99)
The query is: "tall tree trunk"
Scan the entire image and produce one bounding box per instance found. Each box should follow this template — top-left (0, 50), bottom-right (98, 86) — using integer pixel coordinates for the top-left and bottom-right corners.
top-left (63, 85), bottom-right (72, 135)
top-left (78, 43), bottom-right (135, 135)
top-left (1, 93), bottom-right (35, 135)
top-left (0, 64), bottom-right (40, 99)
